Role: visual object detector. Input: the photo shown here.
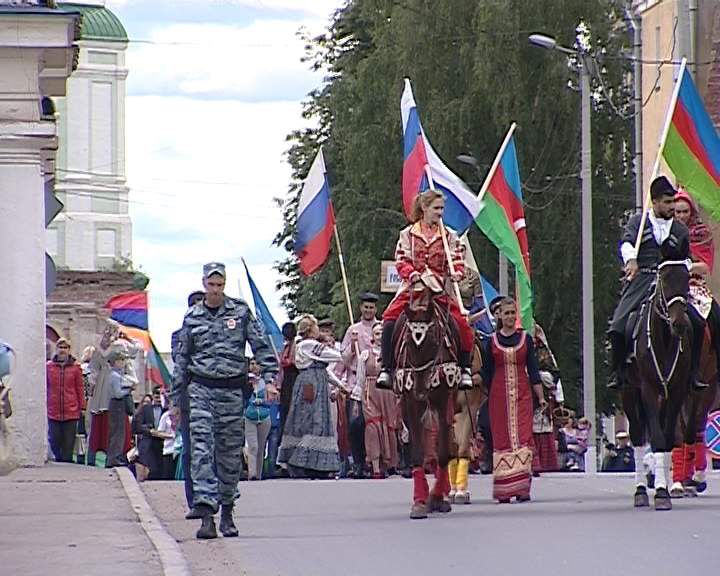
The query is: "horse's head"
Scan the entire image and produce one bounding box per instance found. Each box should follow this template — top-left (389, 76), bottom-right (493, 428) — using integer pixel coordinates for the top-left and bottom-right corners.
top-left (656, 259), bottom-right (690, 338)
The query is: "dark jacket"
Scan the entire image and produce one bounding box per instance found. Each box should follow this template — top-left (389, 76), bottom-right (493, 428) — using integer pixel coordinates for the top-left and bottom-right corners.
top-left (46, 355), bottom-right (85, 421)
top-left (132, 403), bottom-right (167, 437)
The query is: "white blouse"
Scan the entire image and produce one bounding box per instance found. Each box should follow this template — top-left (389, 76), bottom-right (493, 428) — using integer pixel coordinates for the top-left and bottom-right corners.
top-left (294, 338), bottom-right (343, 369)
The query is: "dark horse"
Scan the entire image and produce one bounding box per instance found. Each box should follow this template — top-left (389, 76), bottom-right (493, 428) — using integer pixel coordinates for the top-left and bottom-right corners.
top-left (623, 258), bottom-right (693, 510)
top-left (393, 284), bottom-right (462, 519)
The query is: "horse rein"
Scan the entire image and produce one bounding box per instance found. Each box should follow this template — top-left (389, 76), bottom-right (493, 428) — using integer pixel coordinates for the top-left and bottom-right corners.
top-left (647, 259), bottom-right (690, 398)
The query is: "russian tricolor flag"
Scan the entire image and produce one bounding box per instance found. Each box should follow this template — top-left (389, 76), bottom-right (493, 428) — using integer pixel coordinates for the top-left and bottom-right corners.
top-left (401, 78), bottom-right (481, 234)
top-left (295, 147), bottom-right (336, 276)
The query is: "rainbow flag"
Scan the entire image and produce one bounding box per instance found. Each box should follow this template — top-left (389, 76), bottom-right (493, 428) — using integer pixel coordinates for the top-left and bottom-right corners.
top-left (474, 130), bottom-right (534, 330)
top-left (662, 65), bottom-right (720, 219)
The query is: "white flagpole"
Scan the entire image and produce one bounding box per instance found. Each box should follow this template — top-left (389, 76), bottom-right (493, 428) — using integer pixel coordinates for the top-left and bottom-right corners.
top-left (476, 122), bottom-right (517, 203)
top-left (633, 57), bottom-right (687, 254)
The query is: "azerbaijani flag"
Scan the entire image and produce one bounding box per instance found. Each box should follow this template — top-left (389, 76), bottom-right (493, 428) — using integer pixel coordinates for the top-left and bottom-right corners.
top-left (474, 129), bottom-right (534, 330)
top-left (104, 291), bottom-right (148, 330)
top-left (662, 65), bottom-right (720, 219)
top-left (401, 78), bottom-right (481, 234)
top-left (295, 147), bottom-right (336, 275)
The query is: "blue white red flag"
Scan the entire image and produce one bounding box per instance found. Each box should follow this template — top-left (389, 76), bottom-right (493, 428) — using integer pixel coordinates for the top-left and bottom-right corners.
top-left (401, 78), bottom-right (481, 234)
top-left (295, 147), bottom-right (336, 275)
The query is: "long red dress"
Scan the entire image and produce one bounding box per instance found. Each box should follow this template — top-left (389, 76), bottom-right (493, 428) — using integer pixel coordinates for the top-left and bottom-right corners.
top-left (482, 330), bottom-right (541, 502)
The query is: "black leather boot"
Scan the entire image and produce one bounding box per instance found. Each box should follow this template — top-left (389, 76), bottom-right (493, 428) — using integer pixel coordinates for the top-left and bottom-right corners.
top-left (376, 321), bottom-right (396, 390)
top-left (196, 505), bottom-right (217, 540)
top-left (219, 504), bottom-right (239, 537)
top-left (607, 332), bottom-right (626, 390)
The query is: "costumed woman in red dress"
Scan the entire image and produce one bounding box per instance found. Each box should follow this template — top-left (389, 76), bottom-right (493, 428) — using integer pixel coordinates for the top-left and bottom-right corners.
top-left (376, 190), bottom-right (474, 390)
top-left (480, 297), bottom-right (546, 503)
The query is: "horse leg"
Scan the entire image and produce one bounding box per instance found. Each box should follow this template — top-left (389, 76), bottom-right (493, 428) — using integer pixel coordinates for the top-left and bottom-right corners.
top-left (428, 392), bottom-right (451, 513)
top-left (403, 396), bottom-right (429, 519)
top-left (453, 391), bottom-right (473, 504)
top-left (623, 382), bottom-right (650, 507)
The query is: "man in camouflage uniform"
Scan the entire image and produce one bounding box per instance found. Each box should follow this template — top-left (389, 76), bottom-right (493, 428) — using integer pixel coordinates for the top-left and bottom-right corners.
top-left (172, 262), bottom-right (278, 539)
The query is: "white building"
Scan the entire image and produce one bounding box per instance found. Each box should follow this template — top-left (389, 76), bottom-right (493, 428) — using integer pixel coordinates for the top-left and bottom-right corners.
top-left (49, 0), bottom-right (131, 271)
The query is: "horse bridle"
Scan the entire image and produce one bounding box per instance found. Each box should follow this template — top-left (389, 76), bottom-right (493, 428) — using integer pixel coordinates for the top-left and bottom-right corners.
top-left (647, 259), bottom-right (691, 398)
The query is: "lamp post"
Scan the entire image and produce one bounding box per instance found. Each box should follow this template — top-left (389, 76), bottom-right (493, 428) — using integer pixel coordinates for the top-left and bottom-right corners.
top-left (456, 154), bottom-right (510, 295)
top-left (529, 33), bottom-right (597, 473)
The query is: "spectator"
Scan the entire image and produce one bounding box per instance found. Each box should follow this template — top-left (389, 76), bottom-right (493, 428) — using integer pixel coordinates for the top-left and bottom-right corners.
top-left (245, 360), bottom-right (272, 480)
top-left (46, 338), bottom-right (85, 463)
top-left (133, 386), bottom-right (166, 480)
top-left (601, 431), bottom-right (635, 472)
top-left (106, 349), bottom-right (134, 467)
top-left (156, 406), bottom-right (179, 480)
top-left (264, 391), bottom-right (281, 478)
top-left (278, 322), bottom-right (298, 436)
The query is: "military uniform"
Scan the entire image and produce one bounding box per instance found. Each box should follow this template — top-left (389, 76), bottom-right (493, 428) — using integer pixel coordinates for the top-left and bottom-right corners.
top-left (172, 272), bottom-right (277, 518)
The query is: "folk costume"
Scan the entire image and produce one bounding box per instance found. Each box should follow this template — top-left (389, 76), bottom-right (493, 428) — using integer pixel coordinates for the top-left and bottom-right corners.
top-left (607, 176), bottom-right (692, 389)
top-left (480, 329), bottom-right (542, 502)
top-left (531, 325), bottom-right (560, 473)
top-left (379, 221), bottom-right (474, 389)
top-left (670, 190), bottom-right (720, 490)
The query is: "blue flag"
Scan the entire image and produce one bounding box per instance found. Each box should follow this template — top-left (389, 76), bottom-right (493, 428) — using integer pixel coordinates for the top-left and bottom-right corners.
top-left (242, 260), bottom-right (284, 355)
top-left (468, 273), bottom-right (498, 336)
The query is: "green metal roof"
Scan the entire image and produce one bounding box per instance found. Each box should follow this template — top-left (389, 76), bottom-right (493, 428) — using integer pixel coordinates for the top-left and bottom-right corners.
top-left (58, 3), bottom-right (127, 42)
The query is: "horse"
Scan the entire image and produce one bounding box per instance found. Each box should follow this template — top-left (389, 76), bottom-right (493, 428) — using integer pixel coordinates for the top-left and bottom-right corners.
top-left (622, 258), bottom-right (693, 510)
top-left (448, 337), bottom-right (486, 504)
top-left (393, 283), bottom-right (462, 519)
top-left (670, 329), bottom-right (719, 497)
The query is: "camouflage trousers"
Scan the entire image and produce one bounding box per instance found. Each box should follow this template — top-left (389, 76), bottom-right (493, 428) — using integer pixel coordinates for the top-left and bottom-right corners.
top-left (188, 382), bottom-right (245, 513)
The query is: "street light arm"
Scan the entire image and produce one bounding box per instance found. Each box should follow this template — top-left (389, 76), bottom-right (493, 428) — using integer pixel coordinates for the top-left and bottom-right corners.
top-left (528, 33), bottom-right (576, 55)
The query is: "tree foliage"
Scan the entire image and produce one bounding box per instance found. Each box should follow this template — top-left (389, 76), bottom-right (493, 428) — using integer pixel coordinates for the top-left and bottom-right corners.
top-left (274, 0), bottom-right (636, 414)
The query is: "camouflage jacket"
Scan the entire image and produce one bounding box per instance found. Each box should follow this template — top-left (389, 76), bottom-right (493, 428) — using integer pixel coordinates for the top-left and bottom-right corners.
top-left (171, 296), bottom-right (278, 400)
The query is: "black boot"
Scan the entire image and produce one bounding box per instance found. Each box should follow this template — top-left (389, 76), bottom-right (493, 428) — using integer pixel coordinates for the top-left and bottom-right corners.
top-left (458, 350), bottom-right (473, 390)
top-left (376, 321), bottom-right (396, 390)
top-left (219, 504), bottom-right (239, 537)
top-left (185, 506), bottom-right (203, 520)
top-left (607, 332), bottom-right (626, 390)
top-left (196, 505), bottom-right (217, 540)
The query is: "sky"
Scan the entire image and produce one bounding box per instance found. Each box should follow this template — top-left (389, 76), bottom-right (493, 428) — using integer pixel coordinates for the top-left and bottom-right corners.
top-left (104, 0), bottom-right (344, 351)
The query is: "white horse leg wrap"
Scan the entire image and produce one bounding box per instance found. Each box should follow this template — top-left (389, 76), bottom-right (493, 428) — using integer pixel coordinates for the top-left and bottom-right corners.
top-left (634, 446), bottom-right (647, 487)
top-left (654, 452), bottom-right (668, 490)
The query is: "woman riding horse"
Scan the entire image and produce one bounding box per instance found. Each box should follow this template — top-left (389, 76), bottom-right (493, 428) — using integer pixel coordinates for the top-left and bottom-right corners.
top-left (376, 190), bottom-right (474, 391)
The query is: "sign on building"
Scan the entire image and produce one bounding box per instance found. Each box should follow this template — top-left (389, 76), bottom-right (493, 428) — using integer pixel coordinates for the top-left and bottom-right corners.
top-left (381, 260), bottom-right (401, 293)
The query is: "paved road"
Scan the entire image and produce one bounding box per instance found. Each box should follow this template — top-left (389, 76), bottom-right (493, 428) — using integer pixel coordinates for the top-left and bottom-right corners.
top-left (143, 472), bottom-right (720, 576)
top-left (0, 464), bottom-right (162, 576)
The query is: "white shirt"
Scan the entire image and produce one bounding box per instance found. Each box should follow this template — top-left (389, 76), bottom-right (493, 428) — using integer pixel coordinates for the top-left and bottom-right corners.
top-left (157, 411), bottom-right (175, 456)
top-left (620, 211), bottom-right (674, 264)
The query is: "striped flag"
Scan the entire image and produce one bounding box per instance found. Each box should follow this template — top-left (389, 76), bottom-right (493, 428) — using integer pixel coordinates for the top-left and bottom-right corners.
top-left (662, 65), bottom-right (720, 219)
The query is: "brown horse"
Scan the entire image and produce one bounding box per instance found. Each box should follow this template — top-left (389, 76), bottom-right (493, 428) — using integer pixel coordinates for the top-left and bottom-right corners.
top-left (393, 285), bottom-right (462, 519)
top-left (671, 328), bottom-right (719, 496)
top-left (623, 259), bottom-right (693, 510)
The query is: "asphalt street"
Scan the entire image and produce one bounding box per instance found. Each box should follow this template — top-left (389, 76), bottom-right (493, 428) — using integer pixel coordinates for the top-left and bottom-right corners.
top-left (142, 472), bottom-right (720, 576)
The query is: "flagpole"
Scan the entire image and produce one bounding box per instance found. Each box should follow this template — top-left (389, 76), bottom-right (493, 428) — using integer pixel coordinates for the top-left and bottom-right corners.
top-left (476, 122), bottom-right (517, 204)
top-left (633, 57), bottom-right (686, 254)
top-left (423, 164), bottom-right (467, 315)
top-left (333, 225), bottom-right (355, 326)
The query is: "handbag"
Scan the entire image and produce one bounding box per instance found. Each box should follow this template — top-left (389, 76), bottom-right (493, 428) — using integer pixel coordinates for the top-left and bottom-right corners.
top-left (302, 383), bottom-right (315, 402)
top-left (124, 394), bottom-right (135, 416)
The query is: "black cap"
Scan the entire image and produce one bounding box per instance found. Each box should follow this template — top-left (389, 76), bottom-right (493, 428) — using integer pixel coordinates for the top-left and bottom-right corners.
top-left (650, 176), bottom-right (676, 200)
top-left (359, 291), bottom-right (379, 303)
top-left (187, 291), bottom-right (204, 307)
top-left (489, 296), bottom-right (505, 314)
top-left (318, 318), bottom-right (335, 328)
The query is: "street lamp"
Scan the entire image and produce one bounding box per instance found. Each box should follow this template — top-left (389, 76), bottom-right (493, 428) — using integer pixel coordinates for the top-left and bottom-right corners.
top-left (529, 32), bottom-right (597, 473)
top-left (456, 153), bottom-right (509, 295)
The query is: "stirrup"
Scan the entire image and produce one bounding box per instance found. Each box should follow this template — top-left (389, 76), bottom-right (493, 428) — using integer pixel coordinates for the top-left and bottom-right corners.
top-left (459, 368), bottom-right (473, 390)
top-left (693, 379), bottom-right (709, 390)
top-left (376, 370), bottom-right (393, 390)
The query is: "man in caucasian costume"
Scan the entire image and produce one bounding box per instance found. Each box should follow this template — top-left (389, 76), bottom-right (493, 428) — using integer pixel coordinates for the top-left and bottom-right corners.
top-left (671, 188), bottom-right (720, 492)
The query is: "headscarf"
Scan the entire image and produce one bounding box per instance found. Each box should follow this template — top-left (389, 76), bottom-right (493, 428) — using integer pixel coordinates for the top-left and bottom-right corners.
top-left (675, 189), bottom-right (714, 272)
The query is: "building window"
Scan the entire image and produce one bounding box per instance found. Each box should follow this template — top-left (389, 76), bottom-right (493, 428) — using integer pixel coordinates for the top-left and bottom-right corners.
top-left (97, 229), bottom-right (117, 258)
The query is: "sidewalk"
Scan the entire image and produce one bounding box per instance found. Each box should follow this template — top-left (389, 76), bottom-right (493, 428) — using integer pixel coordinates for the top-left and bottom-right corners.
top-left (0, 463), bottom-right (163, 576)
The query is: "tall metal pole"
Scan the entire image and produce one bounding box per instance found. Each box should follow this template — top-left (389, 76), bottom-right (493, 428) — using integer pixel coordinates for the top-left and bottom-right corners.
top-left (627, 7), bottom-right (643, 210)
top-left (580, 55), bottom-right (597, 473)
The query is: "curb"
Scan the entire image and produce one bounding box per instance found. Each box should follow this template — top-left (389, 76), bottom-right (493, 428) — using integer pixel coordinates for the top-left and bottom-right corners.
top-left (115, 467), bottom-right (191, 576)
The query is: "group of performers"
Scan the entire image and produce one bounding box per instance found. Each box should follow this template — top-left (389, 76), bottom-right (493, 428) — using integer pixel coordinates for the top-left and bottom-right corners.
top-left (377, 174), bottom-right (718, 509)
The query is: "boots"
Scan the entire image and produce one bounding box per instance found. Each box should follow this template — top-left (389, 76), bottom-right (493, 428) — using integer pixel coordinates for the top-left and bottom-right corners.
top-left (196, 505), bottom-right (217, 540)
top-left (607, 332), bottom-right (626, 390)
top-left (376, 321), bottom-right (396, 390)
top-left (458, 350), bottom-right (473, 390)
top-left (219, 504), bottom-right (239, 538)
